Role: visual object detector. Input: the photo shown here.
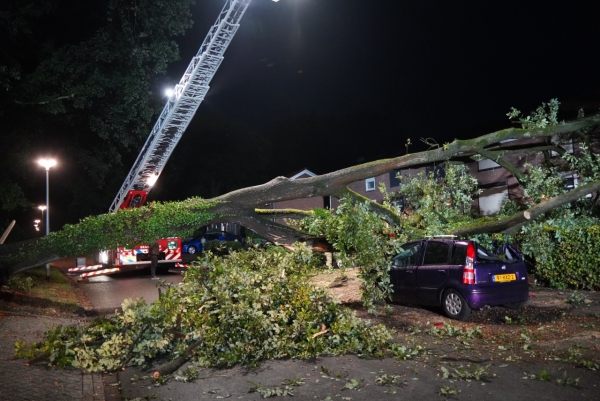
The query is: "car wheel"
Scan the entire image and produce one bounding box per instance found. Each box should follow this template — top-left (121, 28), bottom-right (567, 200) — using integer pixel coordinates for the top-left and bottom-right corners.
top-left (442, 289), bottom-right (471, 321)
top-left (503, 301), bottom-right (525, 310)
top-left (188, 246), bottom-right (197, 255)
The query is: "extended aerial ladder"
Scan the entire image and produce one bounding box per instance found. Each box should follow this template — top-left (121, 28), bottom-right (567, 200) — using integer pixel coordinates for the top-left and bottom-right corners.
top-left (72, 0), bottom-right (260, 278)
top-left (110, 0), bottom-right (253, 212)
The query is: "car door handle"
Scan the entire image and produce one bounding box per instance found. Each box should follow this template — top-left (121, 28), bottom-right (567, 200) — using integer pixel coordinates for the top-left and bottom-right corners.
top-left (438, 270), bottom-right (446, 274)
top-left (407, 270), bottom-right (414, 274)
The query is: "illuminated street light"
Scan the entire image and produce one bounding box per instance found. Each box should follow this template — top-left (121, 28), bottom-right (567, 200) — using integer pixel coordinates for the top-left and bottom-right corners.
top-left (165, 88), bottom-right (174, 98)
top-left (38, 158), bottom-right (56, 280)
top-left (38, 205), bottom-right (46, 231)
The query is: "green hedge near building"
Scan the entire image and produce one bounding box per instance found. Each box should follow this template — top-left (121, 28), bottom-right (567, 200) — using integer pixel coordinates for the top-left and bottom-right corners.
top-left (527, 225), bottom-right (600, 290)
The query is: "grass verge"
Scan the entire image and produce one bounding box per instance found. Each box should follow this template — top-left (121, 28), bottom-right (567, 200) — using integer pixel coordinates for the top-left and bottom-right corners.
top-left (1, 265), bottom-right (82, 315)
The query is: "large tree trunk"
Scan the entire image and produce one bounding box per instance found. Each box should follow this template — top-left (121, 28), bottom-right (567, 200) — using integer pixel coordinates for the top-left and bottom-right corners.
top-left (1, 117), bottom-right (599, 279)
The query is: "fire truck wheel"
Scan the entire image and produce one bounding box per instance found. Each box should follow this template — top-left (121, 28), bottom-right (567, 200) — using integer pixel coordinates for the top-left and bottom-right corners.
top-left (188, 245), bottom-right (197, 255)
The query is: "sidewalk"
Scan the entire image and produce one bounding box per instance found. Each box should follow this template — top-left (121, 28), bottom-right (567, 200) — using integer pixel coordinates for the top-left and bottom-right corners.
top-left (0, 311), bottom-right (105, 401)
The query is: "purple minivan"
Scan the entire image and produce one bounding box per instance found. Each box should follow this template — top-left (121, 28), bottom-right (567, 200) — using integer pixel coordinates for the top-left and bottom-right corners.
top-left (390, 237), bottom-right (529, 320)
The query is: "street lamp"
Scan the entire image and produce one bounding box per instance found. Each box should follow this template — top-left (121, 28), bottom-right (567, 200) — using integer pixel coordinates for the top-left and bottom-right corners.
top-left (38, 158), bottom-right (56, 280)
top-left (38, 205), bottom-right (46, 232)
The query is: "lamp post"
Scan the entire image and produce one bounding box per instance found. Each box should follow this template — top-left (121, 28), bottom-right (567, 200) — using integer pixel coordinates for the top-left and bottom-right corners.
top-left (38, 158), bottom-right (56, 280)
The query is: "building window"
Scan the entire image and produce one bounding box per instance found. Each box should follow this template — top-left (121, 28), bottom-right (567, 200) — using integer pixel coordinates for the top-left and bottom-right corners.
top-left (478, 158), bottom-right (500, 171)
top-left (365, 177), bottom-right (376, 191)
top-left (478, 182), bottom-right (508, 216)
top-left (391, 195), bottom-right (405, 212)
top-left (389, 170), bottom-right (401, 187)
top-left (551, 136), bottom-right (574, 157)
top-left (563, 173), bottom-right (578, 190)
top-left (426, 165), bottom-right (445, 179)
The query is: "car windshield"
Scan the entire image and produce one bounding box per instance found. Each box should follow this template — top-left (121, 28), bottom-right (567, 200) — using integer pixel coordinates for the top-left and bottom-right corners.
top-left (393, 242), bottom-right (421, 267)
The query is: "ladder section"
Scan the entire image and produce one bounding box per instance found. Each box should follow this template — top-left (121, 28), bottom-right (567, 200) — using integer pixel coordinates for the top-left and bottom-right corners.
top-left (109, 0), bottom-right (252, 212)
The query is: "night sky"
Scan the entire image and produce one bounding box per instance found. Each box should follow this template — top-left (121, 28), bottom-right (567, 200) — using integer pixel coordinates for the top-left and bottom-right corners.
top-left (154, 0), bottom-right (600, 198)
top-left (7, 0), bottom-right (600, 236)
top-left (182, 1), bottom-right (599, 136)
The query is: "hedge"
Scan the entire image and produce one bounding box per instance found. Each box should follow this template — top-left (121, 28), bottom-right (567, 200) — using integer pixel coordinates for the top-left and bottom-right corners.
top-left (528, 225), bottom-right (600, 290)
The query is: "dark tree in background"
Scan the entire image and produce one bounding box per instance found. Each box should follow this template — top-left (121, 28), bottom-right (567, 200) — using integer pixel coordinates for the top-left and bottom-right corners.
top-left (0, 0), bottom-right (196, 240)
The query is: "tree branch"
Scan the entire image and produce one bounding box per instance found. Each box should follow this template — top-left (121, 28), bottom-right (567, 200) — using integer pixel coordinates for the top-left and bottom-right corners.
top-left (14, 94), bottom-right (75, 105)
top-left (477, 148), bottom-right (525, 183)
top-left (210, 117), bottom-right (600, 207)
top-left (1, 117), bottom-right (599, 278)
top-left (453, 179), bottom-right (600, 236)
top-left (255, 208), bottom-right (314, 217)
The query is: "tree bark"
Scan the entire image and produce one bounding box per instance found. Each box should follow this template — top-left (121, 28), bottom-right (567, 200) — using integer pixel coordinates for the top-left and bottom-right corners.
top-left (1, 117), bottom-right (599, 278)
top-left (155, 337), bottom-right (204, 377)
top-left (452, 179), bottom-right (600, 236)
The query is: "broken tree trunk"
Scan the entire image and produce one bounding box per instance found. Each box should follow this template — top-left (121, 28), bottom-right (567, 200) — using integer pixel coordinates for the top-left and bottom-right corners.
top-left (1, 116), bottom-right (599, 277)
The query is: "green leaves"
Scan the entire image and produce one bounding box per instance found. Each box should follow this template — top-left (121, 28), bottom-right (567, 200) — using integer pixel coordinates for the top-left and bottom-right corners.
top-left (519, 224), bottom-right (600, 289)
top-left (298, 198), bottom-right (401, 313)
top-left (35, 198), bottom-right (217, 258)
top-left (507, 99), bottom-right (561, 129)
top-left (440, 364), bottom-right (489, 381)
top-left (16, 246), bottom-right (398, 372)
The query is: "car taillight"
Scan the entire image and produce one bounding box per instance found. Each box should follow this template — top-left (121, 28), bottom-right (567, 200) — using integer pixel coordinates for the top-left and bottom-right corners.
top-left (463, 242), bottom-right (475, 284)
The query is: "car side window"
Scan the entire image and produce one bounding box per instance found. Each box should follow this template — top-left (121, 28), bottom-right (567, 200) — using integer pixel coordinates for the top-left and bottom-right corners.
top-left (392, 242), bottom-right (421, 268)
top-left (450, 244), bottom-right (467, 265)
top-left (422, 241), bottom-right (450, 265)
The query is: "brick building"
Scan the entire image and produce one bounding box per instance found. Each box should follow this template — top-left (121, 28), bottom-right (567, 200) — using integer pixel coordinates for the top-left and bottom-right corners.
top-left (273, 134), bottom-right (592, 217)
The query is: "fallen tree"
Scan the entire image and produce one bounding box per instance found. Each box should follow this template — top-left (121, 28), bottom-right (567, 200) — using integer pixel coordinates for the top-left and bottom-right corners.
top-left (7, 103), bottom-right (600, 376)
top-left (1, 113), bottom-right (599, 281)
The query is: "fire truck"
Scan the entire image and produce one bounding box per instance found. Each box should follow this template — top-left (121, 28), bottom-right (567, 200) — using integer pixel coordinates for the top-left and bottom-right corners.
top-left (70, 0), bottom-right (261, 279)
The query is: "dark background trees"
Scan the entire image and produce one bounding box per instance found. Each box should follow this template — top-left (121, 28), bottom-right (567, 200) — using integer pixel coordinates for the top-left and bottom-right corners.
top-left (0, 0), bottom-right (196, 239)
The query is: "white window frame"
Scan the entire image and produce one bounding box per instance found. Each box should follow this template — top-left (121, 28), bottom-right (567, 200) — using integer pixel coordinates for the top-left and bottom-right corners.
top-left (478, 183), bottom-right (509, 216)
top-left (478, 158), bottom-right (500, 171)
top-left (551, 136), bottom-right (574, 157)
top-left (365, 177), bottom-right (376, 192)
top-left (563, 173), bottom-right (578, 190)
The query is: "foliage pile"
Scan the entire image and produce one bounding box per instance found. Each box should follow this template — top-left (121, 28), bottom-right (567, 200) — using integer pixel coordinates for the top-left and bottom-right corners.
top-left (203, 240), bottom-right (243, 254)
top-left (296, 200), bottom-right (404, 313)
top-left (15, 246), bottom-right (397, 372)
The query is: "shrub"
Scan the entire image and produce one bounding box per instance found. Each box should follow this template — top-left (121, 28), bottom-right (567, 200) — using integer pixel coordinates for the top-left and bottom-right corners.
top-left (520, 225), bottom-right (600, 290)
top-left (6, 275), bottom-right (34, 292)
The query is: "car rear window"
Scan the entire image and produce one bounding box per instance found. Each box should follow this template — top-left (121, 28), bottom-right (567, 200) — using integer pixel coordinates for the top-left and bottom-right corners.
top-left (475, 244), bottom-right (502, 261)
top-left (423, 241), bottom-right (450, 265)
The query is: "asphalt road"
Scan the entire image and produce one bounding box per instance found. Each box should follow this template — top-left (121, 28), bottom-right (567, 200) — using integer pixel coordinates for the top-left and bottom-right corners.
top-left (74, 269), bottom-right (183, 313)
top-left (63, 254), bottom-right (198, 313)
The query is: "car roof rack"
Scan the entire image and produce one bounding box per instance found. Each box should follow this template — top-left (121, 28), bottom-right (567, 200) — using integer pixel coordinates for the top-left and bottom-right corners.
top-left (426, 234), bottom-right (458, 239)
